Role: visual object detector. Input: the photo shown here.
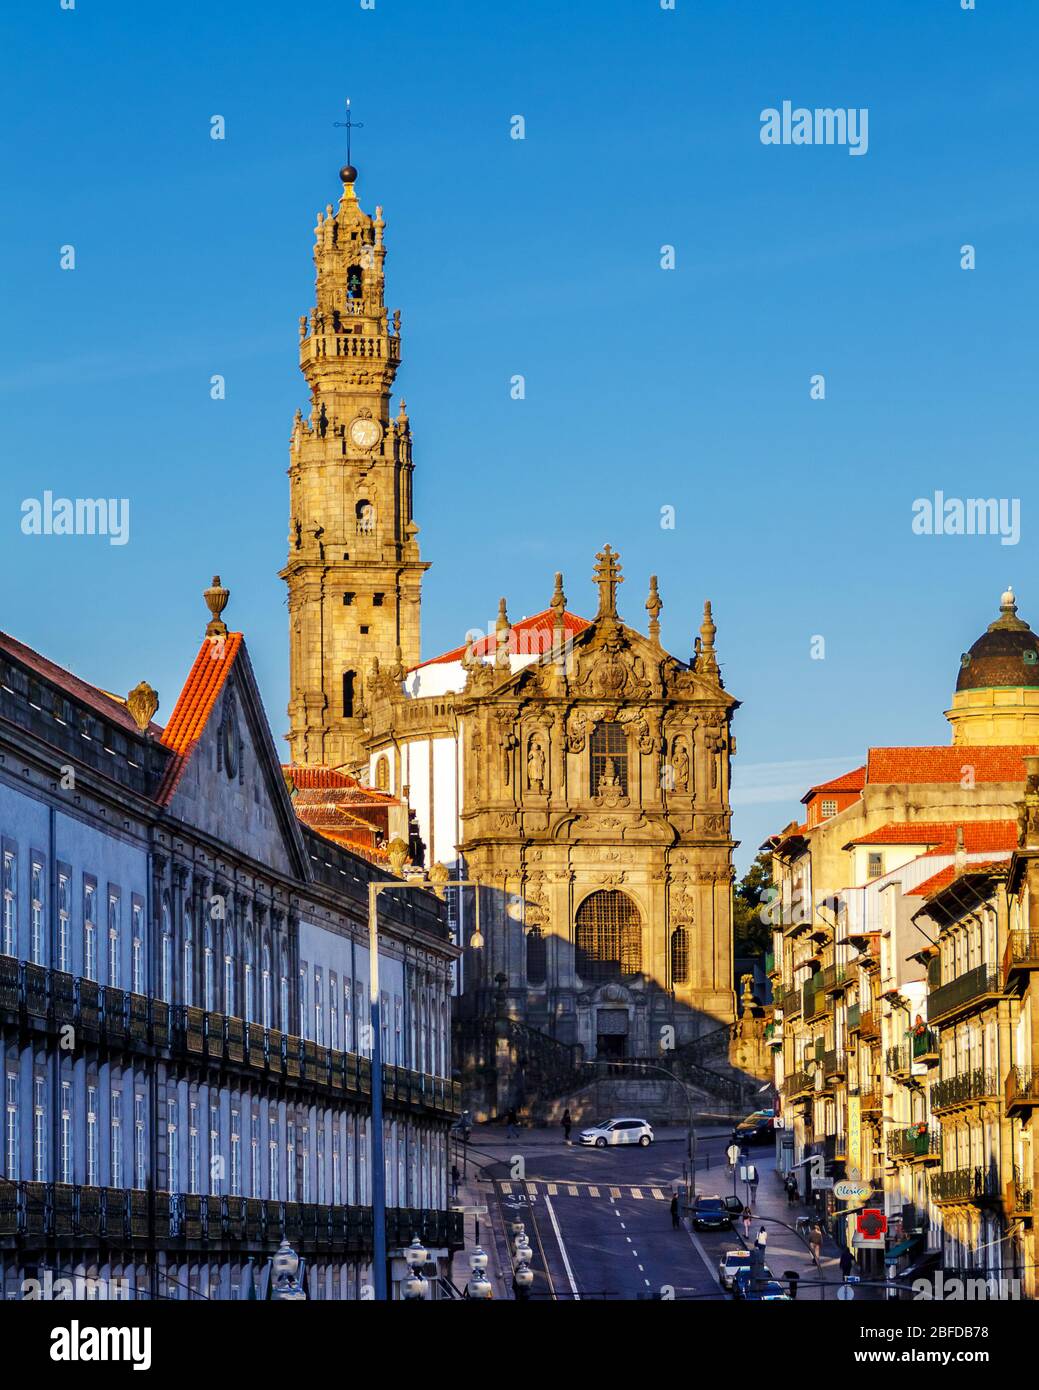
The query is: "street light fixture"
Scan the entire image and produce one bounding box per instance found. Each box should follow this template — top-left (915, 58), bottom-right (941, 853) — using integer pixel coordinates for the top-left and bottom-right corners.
top-left (402, 1236), bottom-right (430, 1301)
top-left (467, 1246), bottom-right (493, 1300)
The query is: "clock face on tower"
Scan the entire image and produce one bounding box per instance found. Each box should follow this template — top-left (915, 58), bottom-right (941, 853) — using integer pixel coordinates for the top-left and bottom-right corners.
top-left (349, 416), bottom-right (382, 450)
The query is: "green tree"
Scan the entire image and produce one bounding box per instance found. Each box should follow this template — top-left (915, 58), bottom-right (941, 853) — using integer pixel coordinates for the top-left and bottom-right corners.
top-left (732, 849), bottom-right (773, 958)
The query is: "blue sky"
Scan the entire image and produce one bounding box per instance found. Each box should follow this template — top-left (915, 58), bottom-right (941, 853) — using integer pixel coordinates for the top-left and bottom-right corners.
top-left (2, 0), bottom-right (1037, 869)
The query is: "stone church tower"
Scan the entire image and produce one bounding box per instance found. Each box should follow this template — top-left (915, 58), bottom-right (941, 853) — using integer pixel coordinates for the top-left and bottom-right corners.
top-left (281, 158), bottom-right (428, 769)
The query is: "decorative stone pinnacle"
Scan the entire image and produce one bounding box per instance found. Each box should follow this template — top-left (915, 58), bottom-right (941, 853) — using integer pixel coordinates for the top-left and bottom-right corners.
top-left (991, 584), bottom-right (1029, 633)
top-left (593, 544), bottom-right (623, 619)
top-left (646, 575), bottom-right (662, 639)
top-left (495, 597), bottom-right (511, 668)
top-left (204, 575), bottom-right (229, 638)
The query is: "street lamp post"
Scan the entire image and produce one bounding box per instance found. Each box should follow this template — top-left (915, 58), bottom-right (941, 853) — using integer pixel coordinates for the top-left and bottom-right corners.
top-left (368, 859), bottom-right (480, 1301)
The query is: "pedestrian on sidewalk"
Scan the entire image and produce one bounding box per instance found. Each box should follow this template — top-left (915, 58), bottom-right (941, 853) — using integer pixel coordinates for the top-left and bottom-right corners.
top-left (808, 1222), bottom-right (824, 1266)
top-left (670, 1193), bottom-right (681, 1230)
top-left (451, 1164), bottom-right (461, 1201)
top-left (506, 1107), bottom-right (519, 1141)
top-left (742, 1206), bottom-right (752, 1242)
top-left (785, 1174), bottom-right (799, 1207)
top-left (839, 1246), bottom-right (855, 1282)
top-left (749, 1171), bottom-right (759, 1205)
top-left (561, 1109), bottom-right (572, 1145)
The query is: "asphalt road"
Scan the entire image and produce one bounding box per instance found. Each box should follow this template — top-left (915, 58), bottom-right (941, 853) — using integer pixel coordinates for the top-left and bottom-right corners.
top-left (477, 1129), bottom-right (760, 1301)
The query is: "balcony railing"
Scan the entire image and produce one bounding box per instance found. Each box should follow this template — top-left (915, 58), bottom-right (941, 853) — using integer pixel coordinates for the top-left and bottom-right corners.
top-left (911, 1028), bottom-right (939, 1063)
top-left (857, 1009), bottom-right (879, 1039)
top-left (823, 1048), bottom-right (846, 1078)
top-left (0, 958), bottom-right (461, 1121)
top-left (784, 1069), bottom-right (814, 1098)
top-left (887, 1045), bottom-right (912, 1077)
top-left (888, 1127), bottom-right (941, 1161)
top-left (821, 963), bottom-right (848, 994)
top-left (930, 1165), bottom-right (1002, 1205)
top-left (847, 1003), bottom-right (861, 1032)
top-left (930, 1068), bottom-right (1000, 1113)
top-left (0, 1182), bottom-right (463, 1253)
top-left (927, 964), bottom-right (1002, 1023)
top-left (1005, 1066), bottom-right (1039, 1115)
top-left (857, 1089), bottom-right (882, 1114)
top-left (1003, 931), bottom-right (1039, 985)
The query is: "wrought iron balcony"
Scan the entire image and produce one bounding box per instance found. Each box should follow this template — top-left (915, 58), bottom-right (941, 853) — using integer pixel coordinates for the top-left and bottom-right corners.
top-left (821, 963), bottom-right (849, 994)
top-left (1003, 930), bottom-right (1039, 987)
top-left (930, 1068), bottom-right (1000, 1113)
top-left (887, 1127), bottom-right (941, 1162)
top-left (886, 1044), bottom-right (912, 1078)
top-left (1005, 1066), bottom-right (1039, 1116)
top-left (927, 964), bottom-right (1002, 1023)
top-left (911, 1028), bottom-right (939, 1065)
top-left (930, 1165), bottom-right (1002, 1206)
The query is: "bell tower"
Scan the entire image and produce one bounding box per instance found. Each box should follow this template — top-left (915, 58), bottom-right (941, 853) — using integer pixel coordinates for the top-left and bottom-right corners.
top-left (281, 150), bottom-right (428, 770)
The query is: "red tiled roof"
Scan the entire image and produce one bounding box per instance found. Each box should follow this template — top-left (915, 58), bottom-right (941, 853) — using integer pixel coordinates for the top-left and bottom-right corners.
top-left (155, 634), bottom-right (242, 803)
top-left (908, 859), bottom-right (1010, 899)
top-left (866, 746), bottom-right (1039, 785)
top-left (0, 628), bottom-right (164, 738)
top-left (282, 765), bottom-right (397, 805)
top-left (846, 821), bottom-right (1018, 854)
top-left (803, 765), bottom-right (866, 799)
top-left (411, 608), bottom-right (591, 670)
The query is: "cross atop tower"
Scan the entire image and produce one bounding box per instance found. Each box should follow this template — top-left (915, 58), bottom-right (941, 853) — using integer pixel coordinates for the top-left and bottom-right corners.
top-left (334, 98), bottom-right (364, 180)
top-left (593, 544), bottom-right (623, 619)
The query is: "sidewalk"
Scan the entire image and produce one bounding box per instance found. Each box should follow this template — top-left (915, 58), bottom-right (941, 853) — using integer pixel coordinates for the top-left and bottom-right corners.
top-left (712, 1162), bottom-right (875, 1300)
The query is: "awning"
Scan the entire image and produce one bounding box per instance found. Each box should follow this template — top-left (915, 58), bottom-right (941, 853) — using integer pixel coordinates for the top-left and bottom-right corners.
top-left (899, 1247), bottom-right (941, 1283)
top-left (885, 1236), bottom-right (918, 1260)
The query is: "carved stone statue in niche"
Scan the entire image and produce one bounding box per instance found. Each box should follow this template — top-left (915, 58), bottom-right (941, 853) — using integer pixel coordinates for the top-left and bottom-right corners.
top-left (672, 740), bottom-right (690, 793)
top-left (595, 758), bottom-right (629, 809)
top-left (527, 736), bottom-right (546, 793)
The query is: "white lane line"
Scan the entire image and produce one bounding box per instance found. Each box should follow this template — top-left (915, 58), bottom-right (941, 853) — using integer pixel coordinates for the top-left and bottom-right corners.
top-left (626, 1236), bottom-right (632, 1243)
top-left (644, 1279), bottom-right (651, 1287)
top-left (610, 1187), bottom-right (621, 1199)
top-left (631, 1188), bottom-right (643, 1200)
top-left (543, 1195), bottom-right (580, 1302)
top-left (632, 1250), bottom-right (638, 1258)
top-left (638, 1264), bottom-right (644, 1272)
top-left (588, 1186), bottom-right (600, 1198)
top-left (651, 1188), bottom-right (665, 1200)
top-left (568, 1185), bottom-right (579, 1197)
top-left (547, 1183), bottom-right (558, 1196)
top-left (620, 1222), bottom-right (626, 1230)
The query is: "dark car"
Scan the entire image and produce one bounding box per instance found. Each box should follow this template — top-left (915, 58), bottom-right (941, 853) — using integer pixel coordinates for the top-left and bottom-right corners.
top-left (743, 1279), bottom-right (791, 1302)
top-left (732, 1264), bottom-right (776, 1300)
top-left (691, 1196), bottom-right (733, 1231)
top-left (734, 1110), bottom-right (775, 1145)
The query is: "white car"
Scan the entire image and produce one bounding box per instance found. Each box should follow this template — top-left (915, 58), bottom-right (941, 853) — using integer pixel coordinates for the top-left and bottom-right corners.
top-left (578, 1117), bottom-right (654, 1148)
top-left (718, 1248), bottom-right (753, 1291)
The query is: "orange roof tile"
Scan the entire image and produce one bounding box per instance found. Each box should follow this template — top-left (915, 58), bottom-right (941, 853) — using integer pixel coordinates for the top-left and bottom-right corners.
top-left (156, 634), bottom-right (242, 803)
top-left (411, 608), bottom-right (591, 670)
top-left (908, 859), bottom-right (1010, 899)
top-left (866, 746), bottom-right (1039, 785)
top-left (847, 821), bottom-right (1018, 854)
top-left (803, 765), bottom-right (866, 799)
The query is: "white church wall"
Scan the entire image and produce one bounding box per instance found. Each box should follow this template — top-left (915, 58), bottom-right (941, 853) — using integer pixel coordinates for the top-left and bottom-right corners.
top-left (432, 735), bottom-right (460, 867)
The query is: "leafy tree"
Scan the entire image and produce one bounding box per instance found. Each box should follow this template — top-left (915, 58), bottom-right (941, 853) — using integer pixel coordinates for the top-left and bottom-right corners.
top-left (732, 849), bottom-right (773, 958)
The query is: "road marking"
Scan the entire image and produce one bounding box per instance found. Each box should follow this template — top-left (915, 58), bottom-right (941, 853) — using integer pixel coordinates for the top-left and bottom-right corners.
top-left (546, 1184), bottom-right (557, 1195)
top-left (526, 1182), bottom-right (538, 1196)
top-left (543, 1196), bottom-right (580, 1301)
top-left (631, 1188), bottom-right (643, 1200)
top-left (610, 1187), bottom-right (621, 1199)
top-left (620, 1222), bottom-right (626, 1230)
top-left (626, 1236), bottom-right (632, 1243)
top-left (651, 1188), bottom-right (665, 1200)
top-left (500, 1183), bottom-right (512, 1195)
top-left (632, 1250), bottom-right (638, 1257)
top-left (588, 1186), bottom-right (599, 1198)
top-left (568, 1185), bottom-right (579, 1197)
top-left (638, 1264), bottom-right (644, 1272)
top-left (644, 1278), bottom-right (651, 1287)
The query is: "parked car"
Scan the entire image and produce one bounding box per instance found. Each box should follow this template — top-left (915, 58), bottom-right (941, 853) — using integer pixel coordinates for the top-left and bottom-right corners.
top-left (734, 1110), bottom-right (775, 1145)
top-left (578, 1117), bottom-right (654, 1148)
top-left (721, 1195), bottom-right (744, 1216)
top-left (732, 1264), bottom-right (776, 1299)
top-left (691, 1196), bottom-right (732, 1231)
top-left (743, 1279), bottom-right (791, 1302)
top-left (718, 1249), bottom-right (753, 1290)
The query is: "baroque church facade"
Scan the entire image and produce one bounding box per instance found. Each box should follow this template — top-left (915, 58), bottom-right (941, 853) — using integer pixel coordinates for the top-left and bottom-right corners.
top-left (282, 161), bottom-right (739, 1069)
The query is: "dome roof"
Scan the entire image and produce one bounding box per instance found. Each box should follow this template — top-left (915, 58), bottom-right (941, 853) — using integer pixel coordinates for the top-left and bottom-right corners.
top-left (957, 588), bottom-right (1039, 691)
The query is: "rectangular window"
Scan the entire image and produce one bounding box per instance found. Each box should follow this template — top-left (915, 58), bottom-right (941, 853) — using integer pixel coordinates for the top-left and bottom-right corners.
top-left (268, 1111), bottom-right (279, 1200)
top-left (189, 1103), bottom-right (200, 1195)
top-left (301, 1123), bottom-right (311, 1204)
top-left (33, 1077), bottom-right (46, 1181)
top-left (394, 994), bottom-right (403, 1066)
top-left (332, 1126), bottom-right (341, 1205)
top-left (209, 1102), bottom-right (220, 1195)
top-left (314, 968), bottom-right (323, 1046)
top-left (2, 849), bottom-right (16, 957)
top-left (867, 852), bottom-right (884, 879)
top-left (230, 1108), bottom-right (241, 1196)
top-left (5, 1073), bottom-right (19, 1180)
top-left (134, 1092), bottom-right (146, 1190)
top-left (60, 1080), bottom-right (73, 1183)
top-left (30, 859), bottom-right (44, 965)
top-left (86, 1086), bottom-right (98, 1187)
top-left (317, 1124), bottom-right (325, 1204)
top-left (108, 891), bottom-right (121, 987)
top-left (84, 880), bottom-right (98, 981)
top-left (820, 799), bottom-right (838, 819)
top-left (58, 872), bottom-right (71, 972)
top-left (299, 966), bottom-right (308, 1041)
top-left (372, 592), bottom-right (384, 607)
top-left (132, 901), bottom-right (144, 995)
top-left (110, 1088), bottom-right (123, 1187)
top-left (251, 1112), bottom-right (260, 1195)
top-left (344, 979), bottom-right (353, 1053)
top-left (286, 1120), bottom-right (297, 1203)
top-left (167, 1097), bottom-right (179, 1194)
top-left (330, 972), bottom-right (339, 1052)
top-left (355, 980), bottom-right (366, 1055)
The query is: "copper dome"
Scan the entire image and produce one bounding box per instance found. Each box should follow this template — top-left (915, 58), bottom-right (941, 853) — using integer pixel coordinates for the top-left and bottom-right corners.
top-left (957, 588), bottom-right (1039, 692)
